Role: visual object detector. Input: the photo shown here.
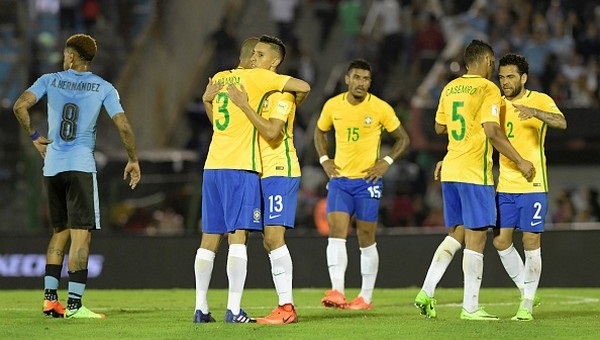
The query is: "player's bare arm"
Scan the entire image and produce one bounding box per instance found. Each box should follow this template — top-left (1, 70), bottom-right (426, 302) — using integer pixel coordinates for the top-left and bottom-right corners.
top-left (113, 113), bottom-right (141, 189)
top-left (483, 121), bottom-right (535, 181)
top-left (363, 126), bottom-right (410, 183)
top-left (433, 161), bottom-right (443, 180)
top-left (13, 91), bottom-right (37, 135)
top-left (282, 78), bottom-right (311, 105)
top-left (386, 125), bottom-right (410, 161)
top-left (13, 90), bottom-right (52, 157)
top-left (434, 122), bottom-right (448, 135)
top-left (225, 84), bottom-right (285, 142)
top-left (314, 126), bottom-right (340, 178)
top-left (512, 103), bottom-right (567, 130)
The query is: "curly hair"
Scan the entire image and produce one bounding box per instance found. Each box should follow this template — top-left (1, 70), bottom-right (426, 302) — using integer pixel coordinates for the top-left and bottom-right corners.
top-left (499, 53), bottom-right (529, 75)
top-left (66, 34), bottom-right (97, 62)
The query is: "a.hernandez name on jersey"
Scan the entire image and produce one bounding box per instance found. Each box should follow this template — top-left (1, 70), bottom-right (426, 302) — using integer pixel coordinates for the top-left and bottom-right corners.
top-left (27, 69), bottom-right (124, 176)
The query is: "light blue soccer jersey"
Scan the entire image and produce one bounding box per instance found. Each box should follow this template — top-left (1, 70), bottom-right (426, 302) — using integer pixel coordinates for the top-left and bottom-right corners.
top-left (27, 69), bottom-right (124, 176)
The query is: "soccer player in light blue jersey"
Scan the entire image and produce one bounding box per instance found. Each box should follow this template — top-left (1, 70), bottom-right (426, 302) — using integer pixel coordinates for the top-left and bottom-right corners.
top-left (13, 34), bottom-right (141, 319)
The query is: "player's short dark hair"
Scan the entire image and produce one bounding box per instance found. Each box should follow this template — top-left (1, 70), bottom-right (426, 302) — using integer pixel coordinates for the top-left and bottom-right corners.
top-left (464, 39), bottom-right (493, 66)
top-left (499, 53), bottom-right (529, 75)
top-left (240, 36), bottom-right (259, 61)
top-left (66, 34), bottom-right (97, 62)
top-left (347, 59), bottom-right (371, 73)
top-left (259, 35), bottom-right (286, 62)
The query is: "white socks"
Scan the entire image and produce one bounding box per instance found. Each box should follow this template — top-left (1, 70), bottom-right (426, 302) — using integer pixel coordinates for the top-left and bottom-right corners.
top-left (269, 245), bottom-right (294, 306)
top-left (226, 244), bottom-right (248, 315)
top-left (462, 249), bottom-right (484, 313)
top-left (358, 243), bottom-right (379, 304)
top-left (326, 238), bottom-right (379, 303)
top-left (498, 244), bottom-right (542, 311)
top-left (523, 248), bottom-right (542, 304)
top-left (497, 244), bottom-right (525, 294)
top-left (326, 238), bottom-right (348, 294)
top-left (422, 236), bottom-right (462, 297)
top-left (194, 248), bottom-right (215, 312)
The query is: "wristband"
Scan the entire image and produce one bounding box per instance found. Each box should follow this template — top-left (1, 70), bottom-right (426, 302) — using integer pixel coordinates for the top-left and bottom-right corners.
top-left (30, 131), bottom-right (41, 141)
top-left (319, 155), bottom-right (330, 164)
top-left (383, 156), bottom-right (394, 165)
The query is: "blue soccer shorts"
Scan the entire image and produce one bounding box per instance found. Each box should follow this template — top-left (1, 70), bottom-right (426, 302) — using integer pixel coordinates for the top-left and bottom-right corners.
top-left (261, 176), bottom-right (300, 228)
top-left (496, 192), bottom-right (547, 232)
top-left (201, 169), bottom-right (262, 234)
top-left (441, 182), bottom-right (496, 229)
top-left (326, 177), bottom-right (382, 222)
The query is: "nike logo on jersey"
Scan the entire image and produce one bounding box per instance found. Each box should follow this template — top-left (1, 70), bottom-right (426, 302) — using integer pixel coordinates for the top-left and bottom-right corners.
top-left (269, 214), bottom-right (281, 219)
top-left (530, 220), bottom-right (542, 227)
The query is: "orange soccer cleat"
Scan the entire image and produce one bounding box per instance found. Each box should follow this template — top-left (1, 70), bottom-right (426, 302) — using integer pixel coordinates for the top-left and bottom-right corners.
top-left (321, 290), bottom-right (348, 309)
top-left (257, 304), bottom-right (298, 324)
top-left (43, 299), bottom-right (66, 318)
top-left (346, 296), bottom-right (373, 310)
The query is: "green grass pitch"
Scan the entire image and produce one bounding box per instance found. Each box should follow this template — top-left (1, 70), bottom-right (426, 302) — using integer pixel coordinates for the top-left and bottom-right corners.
top-left (1, 288), bottom-right (599, 339)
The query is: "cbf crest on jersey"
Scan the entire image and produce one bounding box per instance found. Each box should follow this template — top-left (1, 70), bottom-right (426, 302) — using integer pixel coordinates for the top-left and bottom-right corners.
top-left (253, 208), bottom-right (261, 224)
top-left (364, 115), bottom-right (373, 127)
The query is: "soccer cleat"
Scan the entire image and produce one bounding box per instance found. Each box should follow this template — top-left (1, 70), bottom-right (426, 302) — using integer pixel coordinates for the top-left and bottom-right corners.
top-left (346, 296), bottom-right (373, 310)
top-left (414, 290), bottom-right (436, 318)
top-left (43, 299), bottom-right (66, 318)
top-left (511, 307), bottom-right (534, 321)
top-left (257, 304), bottom-right (298, 324)
top-left (460, 307), bottom-right (499, 321)
top-left (224, 309), bottom-right (256, 323)
top-left (65, 305), bottom-right (106, 319)
top-left (193, 309), bottom-right (216, 323)
top-left (321, 290), bottom-right (347, 309)
top-left (519, 294), bottom-right (540, 309)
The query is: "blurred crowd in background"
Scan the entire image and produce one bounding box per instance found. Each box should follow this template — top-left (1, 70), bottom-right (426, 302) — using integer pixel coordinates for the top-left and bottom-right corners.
top-left (1, 0), bottom-right (599, 235)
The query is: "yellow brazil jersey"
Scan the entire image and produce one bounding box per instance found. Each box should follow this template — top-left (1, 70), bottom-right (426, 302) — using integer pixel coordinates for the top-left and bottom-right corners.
top-left (435, 75), bottom-right (502, 185)
top-left (497, 90), bottom-right (563, 193)
top-left (259, 91), bottom-right (301, 178)
top-left (204, 68), bottom-right (291, 171)
top-left (317, 92), bottom-right (401, 179)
